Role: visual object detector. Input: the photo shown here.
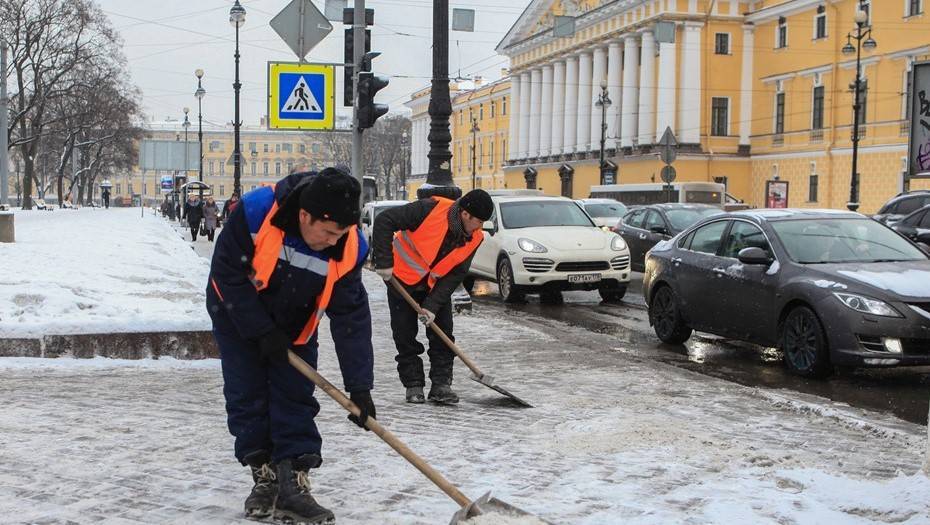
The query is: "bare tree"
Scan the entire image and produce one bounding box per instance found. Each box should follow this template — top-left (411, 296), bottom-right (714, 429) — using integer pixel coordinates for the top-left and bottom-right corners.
top-left (367, 115), bottom-right (411, 199)
top-left (310, 131), bottom-right (352, 169)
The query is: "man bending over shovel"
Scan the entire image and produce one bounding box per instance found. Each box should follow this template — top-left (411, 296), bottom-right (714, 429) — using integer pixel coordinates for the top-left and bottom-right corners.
top-left (372, 189), bottom-right (493, 404)
top-left (207, 167), bottom-right (376, 524)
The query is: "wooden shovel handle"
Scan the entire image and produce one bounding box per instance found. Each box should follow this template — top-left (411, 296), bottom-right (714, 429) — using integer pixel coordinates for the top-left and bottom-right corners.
top-left (388, 277), bottom-right (485, 378)
top-left (286, 350), bottom-right (471, 508)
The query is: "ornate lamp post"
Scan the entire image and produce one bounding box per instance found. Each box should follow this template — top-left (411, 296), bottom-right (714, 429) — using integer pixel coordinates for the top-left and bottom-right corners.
top-left (181, 107), bottom-right (190, 221)
top-left (842, 6), bottom-right (876, 212)
top-left (470, 118), bottom-right (480, 190)
top-left (595, 78), bottom-right (612, 185)
top-left (230, 0), bottom-right (246, 198)
top-left (194, 69), bottom-right (206, 199)
top-left (400, 130), bottom-right (408, 200)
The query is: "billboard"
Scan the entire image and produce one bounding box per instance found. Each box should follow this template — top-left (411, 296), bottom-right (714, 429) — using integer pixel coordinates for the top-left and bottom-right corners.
top-left (907, 61), bottom-right (930, 179)
top-left (139, 140), bottom-right (200, 171)
top-left (766, 180), bottom-right (789, 209)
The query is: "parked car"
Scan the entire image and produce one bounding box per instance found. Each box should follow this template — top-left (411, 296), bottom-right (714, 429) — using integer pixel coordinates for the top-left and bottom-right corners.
top-left (872, 190), bottom-right (930, 225)
top-left (614, 204), bottom-right (722, 272)
top-left (576, 198), bottom-right (628, 230)
top-left (890, 204), bottom-right (930, 245)
top-left (467, 194), bottom-right (632, 303)
top-left (643, 209), bottom-right (930, 377)
top-left (361, 200), bottom-right (408, 247)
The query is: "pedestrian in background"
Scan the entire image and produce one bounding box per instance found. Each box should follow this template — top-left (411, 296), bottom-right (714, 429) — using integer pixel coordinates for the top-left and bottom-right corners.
top-left (223, 192), bottom-right (240, 221)
top-left (185, 195), bottom-right (204, 242)
top-left (202, 197), bottom-right (220, 242)
top-left (371, 189), bottom-right (492, 404)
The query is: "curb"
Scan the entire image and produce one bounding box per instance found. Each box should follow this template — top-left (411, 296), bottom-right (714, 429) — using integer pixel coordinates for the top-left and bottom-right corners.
top-left (0, 331), bottom-right (217, 359)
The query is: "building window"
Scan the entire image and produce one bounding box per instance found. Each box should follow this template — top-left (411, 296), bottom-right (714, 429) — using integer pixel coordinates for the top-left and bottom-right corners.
top-left (812, 85), bottom-right (825, 130)
top-left (263, 162), bottom-right (269, 175)
top-left (490, 140), bottom-right (495, 168)
top-left (908, 0), bottom-right (922, 16)
top-left (815, 6), bottom-right (827, 39)
top-left (490, 101), bottom-right (496, 118)
top-left (263, 143), bottom-right (269, 153)
top-left (479, 104), bottom-right (484, 120)
top-left (116, 183), bottom-right (121, 195)
top-left (128, 183), bottom-right (133, 195)
top-left (299, 144), bottom-right (306, 153)
top-left (287, 161), bottom-right (293, 173)
top-left (251, 162), bottom-right (256, 176)
top-left (777, 16), bottom-right (787, 48)
top-left (275, 144), bottom-right (281, 153)
top-left (711, 97), bottom-right (729, 136)
top-left (312, 143), bottom-right (321, 154)
top-left (714, 33), bottom-right (730, 54)
top-left (219, 184), bottom-right (225, 196)
top-left (209, 161), bottom-right (215, 175)
top-left (775, 91), bottom-right (786, 134)
top-left (458, 111), bottom-right (463, 125)
top-left (249, 142), bottom-right (256, 152)
top-left (209, 140), bottom-right (222, 152)
top-left (275, 162), bottom-right (282, 175)
top-left (478, 142), bottom-right (483, 167)
top-left (220, 162), bottom-right (225, 176)
top-left (502, 139), bottom-right (507, 162)
top-left (502, 97), bottom-right (507, 115)
top-left (808, 174), bottom-right (819, 202)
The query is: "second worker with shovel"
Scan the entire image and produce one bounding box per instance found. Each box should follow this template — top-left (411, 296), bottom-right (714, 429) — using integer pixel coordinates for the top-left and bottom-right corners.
top-left (372, 189), bottom-right (493, 404)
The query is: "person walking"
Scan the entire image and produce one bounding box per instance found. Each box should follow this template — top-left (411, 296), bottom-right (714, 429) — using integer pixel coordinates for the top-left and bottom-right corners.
top-left (371, 189), bottom-right (493, 404)
top-left (101, 186), bottom-right (110, 209)
top-left (223, 192), bottom-right (240, 221)
top-left (185, 195), bottom-right (204, 242)
top-left (202, 197), bottom-right (220, 242)
top-left (206, 167), bottom-right (375, 524)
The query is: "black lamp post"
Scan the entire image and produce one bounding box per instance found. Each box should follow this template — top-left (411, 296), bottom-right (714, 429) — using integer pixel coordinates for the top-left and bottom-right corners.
top-left (842, 5), bottom-right (876, 212)
top-left (194, 68), bottom-right (206, 199)
top-left (594, 78), bottom-right (612, 185)
top-left (470, 117), bottom-right (480, 190)
top-left (230, 0), bottom-right (246, 199)
top-left (401, 130), bottom-right (408, 200)
top-left (181, 107), bottom-right (190, 221)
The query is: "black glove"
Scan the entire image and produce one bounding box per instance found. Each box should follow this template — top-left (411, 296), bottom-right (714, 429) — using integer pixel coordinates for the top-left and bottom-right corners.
top-left (258, 329), bottom-right (291, 364)
top-left (347, 390), bottom-right (376, 431)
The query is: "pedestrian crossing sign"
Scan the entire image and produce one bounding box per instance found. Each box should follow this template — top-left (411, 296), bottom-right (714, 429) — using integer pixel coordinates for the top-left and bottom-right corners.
top-left (268, 62), bottom-right (335, 130)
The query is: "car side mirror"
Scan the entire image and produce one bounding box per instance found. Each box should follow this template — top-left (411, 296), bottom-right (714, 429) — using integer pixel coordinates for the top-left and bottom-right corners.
top-left (361, 216), bottom-right (370, 225)
top-left (737, 247), bottom-right (774, 265)
top-left (917, 241), bottom-right (930, 256)
top-left (649, 225), bottom-right (669, 236)
top-left (482, 220), bottom-right (495, 235)
top-left (893, 224), bottom-right (916, 238)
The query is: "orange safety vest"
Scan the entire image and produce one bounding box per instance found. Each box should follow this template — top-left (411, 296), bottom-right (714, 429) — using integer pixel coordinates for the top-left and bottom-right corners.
top-left (250, 199), bottom-right (360, 346)
top-left (392, 197), bottom-right (483, 289)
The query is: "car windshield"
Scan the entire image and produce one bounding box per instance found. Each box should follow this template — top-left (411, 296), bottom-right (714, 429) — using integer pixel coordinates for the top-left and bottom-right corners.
top-left (500, 201), bottom-right (595, 229)
top-left (584, 202), bottom-right (627, 218)
top-left (665, 208), bottom-right (722, 231)
top-left (772, 218), bottom-right (927, 264)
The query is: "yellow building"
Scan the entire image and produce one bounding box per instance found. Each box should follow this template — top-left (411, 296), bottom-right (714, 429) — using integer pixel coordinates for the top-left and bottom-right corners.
top-left (496, 0), bottom-right (930, 213)
top-left (450, 78), bottom-right (512, 191)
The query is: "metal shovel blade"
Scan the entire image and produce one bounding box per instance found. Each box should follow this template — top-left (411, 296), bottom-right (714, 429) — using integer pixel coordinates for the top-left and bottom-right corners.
top-left (469, 374), bottom-right (533, 408)
top-left (449, 491), bottom-right (551, 525)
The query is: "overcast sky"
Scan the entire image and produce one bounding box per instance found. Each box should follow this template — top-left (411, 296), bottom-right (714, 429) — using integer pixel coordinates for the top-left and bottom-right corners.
top-left (95, 0), bottom-right (524, 127)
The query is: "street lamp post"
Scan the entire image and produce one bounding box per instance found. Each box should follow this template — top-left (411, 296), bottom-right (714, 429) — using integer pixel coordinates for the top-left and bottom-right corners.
top-left (230, 1), bottom-right (246, 199)
top-left (470, 118), bottom-right (480, 190)
top-left (400, 130), bottom-right (408, 200)
top-left (842, 6), bottom-right (877, 212)
top-left (595, 78), bottom-right (612, 185)
top-left (194, 69), bottom-right (206, 200)
top-left (181, 107), bottom-right (190, 221)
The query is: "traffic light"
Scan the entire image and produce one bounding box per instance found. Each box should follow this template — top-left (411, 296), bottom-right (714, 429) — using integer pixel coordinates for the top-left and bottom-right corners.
top-left (343, 28), bottom-right (371, 106)
top-left (357, 71), bottom-right (389, 130)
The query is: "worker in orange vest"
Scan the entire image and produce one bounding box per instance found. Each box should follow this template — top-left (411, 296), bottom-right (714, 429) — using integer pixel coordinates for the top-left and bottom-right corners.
top-left (371, 189), bottom-right (493, 404)
top-left (207, 168), bottom-right (375, 524)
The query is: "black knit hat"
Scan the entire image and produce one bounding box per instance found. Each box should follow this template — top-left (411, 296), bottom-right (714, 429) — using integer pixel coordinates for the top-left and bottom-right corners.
top-left (299, 167), bottom-right (361, 226)
top-left (458, 189), bottom-right (493, 221)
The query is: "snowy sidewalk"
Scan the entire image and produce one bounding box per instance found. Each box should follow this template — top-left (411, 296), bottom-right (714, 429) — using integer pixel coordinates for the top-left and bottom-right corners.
top-left (2, 270), bottom-right (929, 524)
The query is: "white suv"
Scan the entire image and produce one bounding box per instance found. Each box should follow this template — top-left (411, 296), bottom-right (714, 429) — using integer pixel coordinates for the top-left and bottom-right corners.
top-left (467, 193), bottom-right (632, 302)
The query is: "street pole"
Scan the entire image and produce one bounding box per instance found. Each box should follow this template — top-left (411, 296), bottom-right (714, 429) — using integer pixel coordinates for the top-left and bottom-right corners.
top-left (419, 0), bottom-right (460, 200)
top-left (230, 1), bottom-right (246, 199)
top-left (843, 6), bottom-right (876, 212)
top-left (471, 118), bottom-right (479, 190)
top-left (351, 0), bottom-right (365, 204)
top-left (0, 39), bottom-right (9, 206)
top-left (401, 130), bottom-right (408, 199)
top-left (195, 69), bottom-right (206, 201)
top-left (182, 108), bottom-right (190, 222)
top-left (595, 79), bottom-right (611, 185)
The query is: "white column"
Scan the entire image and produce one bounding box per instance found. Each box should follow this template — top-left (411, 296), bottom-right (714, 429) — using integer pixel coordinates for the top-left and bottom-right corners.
top-left (590, 46), bottom-right (608, 151)
top-left (637, 30), bottom-right (657, 145)
top-left (679, 21), bottom-right (703, 144)
top-left (656, 37), bottom-right (678, 142)
top-left (540, 65), bottom-right (554, 157)
top-left (518, 71), bottom-right (531, 159)
top-left (529, 68), bottom-right (543, 158)
top-left (509, 74), bottom-right (521, 160)
top-left (620, 35), bottom-right (640, 148)
top-left (576, 51), bottom-right (592, 152)
top-left (739, 24), bottom-right (755, 147)
top-left (563, 55), bottom-right (579, 154)
top-left (607, 41), bottom-right (622, 150)
top-left (551, 60), bottom-right (566, 155)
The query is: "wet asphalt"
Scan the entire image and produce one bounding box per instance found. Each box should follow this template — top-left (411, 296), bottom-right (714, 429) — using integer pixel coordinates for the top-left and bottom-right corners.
top-left (468, 274), bottom-right (930, 426)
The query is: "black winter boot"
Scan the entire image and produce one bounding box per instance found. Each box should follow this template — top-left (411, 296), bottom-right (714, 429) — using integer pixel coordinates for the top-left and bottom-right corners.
top-left (274, 454), bottom-right (335, 525)
top-left (243, 450), bottom-right (277, 520)
top-left (405, 386), bottom-right (425, 404)
top-left (428, 383), bottom-right (459, 404)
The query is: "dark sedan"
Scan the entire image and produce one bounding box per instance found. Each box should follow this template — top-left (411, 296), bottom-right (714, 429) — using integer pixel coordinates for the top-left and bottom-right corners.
top-left (614, 204), bottom-right (722, 272)
top-left (643, 209), bottom-right (930, 377)
top-left (891, 204), bottom-right (930, 245)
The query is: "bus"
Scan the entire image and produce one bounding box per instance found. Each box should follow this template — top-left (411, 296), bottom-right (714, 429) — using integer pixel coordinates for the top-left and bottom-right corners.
top-left (589, 182), bottom-right (727, 207)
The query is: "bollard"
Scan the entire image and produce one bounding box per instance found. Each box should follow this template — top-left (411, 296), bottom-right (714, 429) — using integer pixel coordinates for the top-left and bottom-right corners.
top-left (0, 211), bottom-right (13, 243)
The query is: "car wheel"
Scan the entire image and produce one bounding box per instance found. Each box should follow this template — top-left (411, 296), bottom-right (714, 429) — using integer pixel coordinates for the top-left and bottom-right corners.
top-left (781, 306), bottom-right (832, 378)
top-left (650, 285), bottom-right (692, 344)
top-left (462, 276), bottom-right (475, 293)
top-left (598, 285), bottom-right (627, 303)
top-left (496, 257), bottom-right (525, 303)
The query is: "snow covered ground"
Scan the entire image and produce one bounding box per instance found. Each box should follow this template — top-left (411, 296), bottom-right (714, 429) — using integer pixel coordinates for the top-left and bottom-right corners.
top-left (1, 208), bottom-right (929, 524)
top-left (0, 208), bottom-right (210, 336)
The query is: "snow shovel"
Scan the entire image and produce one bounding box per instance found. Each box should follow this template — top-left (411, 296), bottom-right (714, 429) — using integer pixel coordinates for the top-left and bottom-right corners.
top-left (286, 350), bottom-right (546, 524)
top-left (389, 277), bottom-right (533, 408)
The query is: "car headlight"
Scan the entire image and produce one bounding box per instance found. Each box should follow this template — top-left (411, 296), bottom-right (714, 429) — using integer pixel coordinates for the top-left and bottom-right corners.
top-left (600, 225), bottom-right (611, 232)
top-left (517, 238), bottom-right (548, 253)
top-left (611, 235), bottom-right (627, 251)
top-left (833, 293), bottom-right (902, 317)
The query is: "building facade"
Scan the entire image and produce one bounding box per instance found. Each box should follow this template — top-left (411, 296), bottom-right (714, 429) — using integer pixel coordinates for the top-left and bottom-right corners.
top-left (498, 0), bottom-right (930, 212)
top-left (450, 78), bottom-right (512, 191)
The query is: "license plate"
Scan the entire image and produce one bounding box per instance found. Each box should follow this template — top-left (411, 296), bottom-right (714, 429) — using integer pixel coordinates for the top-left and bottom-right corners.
top-left (568, 273), bottom-right (602, 284)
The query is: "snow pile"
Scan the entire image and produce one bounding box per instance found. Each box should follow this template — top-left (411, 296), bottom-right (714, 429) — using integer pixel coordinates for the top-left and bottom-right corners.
top-left (463, 512), bottom-right (548, 525)
top-left (0, 209), bottom-right (210, 336)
